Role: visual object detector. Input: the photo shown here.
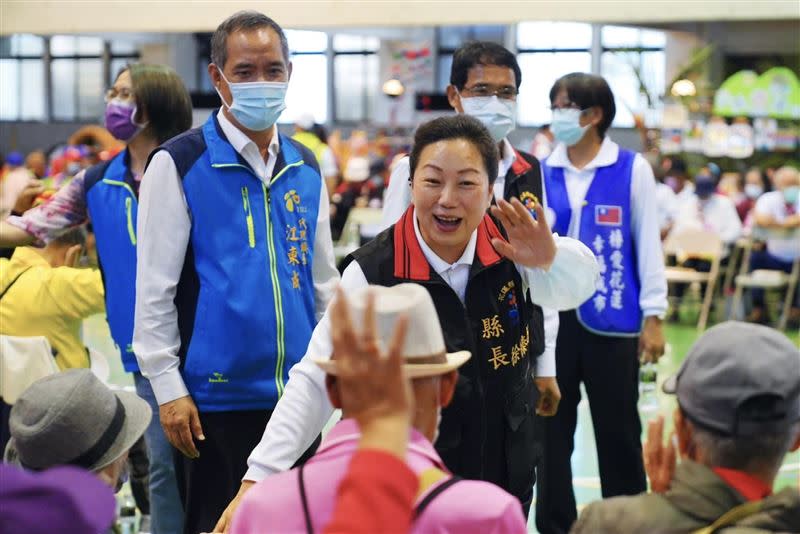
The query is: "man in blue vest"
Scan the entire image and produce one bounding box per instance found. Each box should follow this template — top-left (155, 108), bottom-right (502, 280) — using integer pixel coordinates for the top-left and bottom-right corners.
top-left (133, 11), bottom-right (339, 534)
top-left (536, 73), bottom-right (667, 534)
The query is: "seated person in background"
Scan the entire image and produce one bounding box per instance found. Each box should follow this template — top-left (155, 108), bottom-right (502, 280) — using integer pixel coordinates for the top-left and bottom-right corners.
top-left (671, 169), bottom-right (742, 255)
top-left (572, 321), bottom-right (800, 534)
top-left (331, 156), bottom-right (383, 241)
top-left (736, 167), bottom-right (770, 223)
top-left (748, 165), bottom-right (800, 325)
top-left (663, 157), bottom-right (694, 210)
top-left (5, 369), bottom-right (151, 495)
top-left (0, 228), bottom-right (104, 369)
top-left (24, 150), bottom-right (47, 179)
top-left (668, 170), bottom-right (742, 320)
top-left (231, 285), bottom-right (527, 534)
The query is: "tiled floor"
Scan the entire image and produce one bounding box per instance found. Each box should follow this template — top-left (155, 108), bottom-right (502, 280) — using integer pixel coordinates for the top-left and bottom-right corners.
top-left (84, 310), bottom-right (799, 533)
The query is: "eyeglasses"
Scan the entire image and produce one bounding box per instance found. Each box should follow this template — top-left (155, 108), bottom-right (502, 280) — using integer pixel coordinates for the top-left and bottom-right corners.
top-left (549, 103), bottom-right (584, 112)
top-left (105, 87), bottom-right (134, 103)
top-left (461, 84), bottom-right (518, 100)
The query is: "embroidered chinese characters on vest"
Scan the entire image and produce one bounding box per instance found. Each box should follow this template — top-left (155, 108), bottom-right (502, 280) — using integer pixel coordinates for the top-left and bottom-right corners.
top-left (543, 149), bottom-right (642, 335)
top-left (478, 280), bottom-right (531, 373)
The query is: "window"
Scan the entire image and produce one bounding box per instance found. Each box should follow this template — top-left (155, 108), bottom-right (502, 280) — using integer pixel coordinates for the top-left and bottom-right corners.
top-left (332, 34), bottom-right (379, 123)
top-left (279, 30), bottom-right (328, 124)
top-left (515, 22), bottom-right (666, 128)
top-left (0, 34), bottom-right (46, 121)
top-left (283, 54), bottom-right (329, 124)
top-left (516, 22), bottom-right (593, 126)
top-left (1, 34), bottom-right (139, 122)
top-left (600, 26), bottom-right (666, 127)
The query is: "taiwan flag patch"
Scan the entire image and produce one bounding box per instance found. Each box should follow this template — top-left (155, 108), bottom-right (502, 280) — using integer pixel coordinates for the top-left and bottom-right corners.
top-left (595, 205), bottom-right (622, 226)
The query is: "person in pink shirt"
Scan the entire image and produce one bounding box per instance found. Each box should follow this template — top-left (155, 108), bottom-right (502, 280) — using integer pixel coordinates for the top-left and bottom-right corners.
top-left (230, 284), bottom-right (527, 534)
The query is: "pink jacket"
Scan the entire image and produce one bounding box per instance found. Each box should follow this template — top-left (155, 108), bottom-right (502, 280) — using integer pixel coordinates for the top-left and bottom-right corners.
top-left (231, 419), bottom-right (527, 534)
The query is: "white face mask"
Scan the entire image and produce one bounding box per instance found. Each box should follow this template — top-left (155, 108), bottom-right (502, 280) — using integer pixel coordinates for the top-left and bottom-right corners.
top-left (459, 94), bottom-right (517, 142)
top-left (744, 183), bottom-right (763, 199)
top-left (551, 108), bottom-right (590, 146)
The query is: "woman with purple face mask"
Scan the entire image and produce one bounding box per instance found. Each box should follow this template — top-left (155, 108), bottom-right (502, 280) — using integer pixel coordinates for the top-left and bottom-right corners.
top-left (0, 63), bottom-right (192, 534)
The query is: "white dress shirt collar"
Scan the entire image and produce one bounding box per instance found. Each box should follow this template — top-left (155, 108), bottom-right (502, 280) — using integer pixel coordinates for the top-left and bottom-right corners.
top-left (546, 136), bottom-right (619, 172)
top-left (216, 107), bottom-right (280, 162)
top-left (498, 138), bottom-right (517, 178)
top-left (493, 139), bottom-right (517, 201)
top-left (412, 210), bottom-right (477, 275)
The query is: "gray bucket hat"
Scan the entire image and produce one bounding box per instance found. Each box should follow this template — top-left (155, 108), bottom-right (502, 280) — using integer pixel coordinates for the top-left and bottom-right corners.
top-left (4, 369), bottom-right (151, 471)
top-left (663, 321), bottom-right (800, 437)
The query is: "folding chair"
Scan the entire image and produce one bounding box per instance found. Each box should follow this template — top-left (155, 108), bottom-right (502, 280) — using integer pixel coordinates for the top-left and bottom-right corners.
top-left (663, 228), bottom-right (723, 331)
top-left (732, 246), bottom-right (800, 330)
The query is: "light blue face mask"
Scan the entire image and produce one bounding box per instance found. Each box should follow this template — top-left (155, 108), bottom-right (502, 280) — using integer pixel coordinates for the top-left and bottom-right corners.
top-left (551, 108), bottom-right (590, 146)
top-left (459, 94), bottom-right (516, 142)
top-left (784, 186), bottom-right (800, 205)
top-left (216, 68), bottom-right (287, 132)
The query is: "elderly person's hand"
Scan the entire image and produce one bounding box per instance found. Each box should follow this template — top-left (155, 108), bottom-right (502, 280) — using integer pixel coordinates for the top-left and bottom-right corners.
top-left (643, 415), bottom-right (677, 494)
top-left (489, 198), bottom-right (557, 271)
top-left (330, 287), bottom-right (412, 457)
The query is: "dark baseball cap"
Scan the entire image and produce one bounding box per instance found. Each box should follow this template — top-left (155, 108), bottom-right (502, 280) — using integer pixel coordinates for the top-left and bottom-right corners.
top-left (663, 322), bottom-right (800, 437)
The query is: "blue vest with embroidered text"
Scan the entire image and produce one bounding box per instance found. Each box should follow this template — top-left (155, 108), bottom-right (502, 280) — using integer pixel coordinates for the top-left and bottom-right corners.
top-left (543, 149), bottom-right (641, 335)
top-left (157, 113), bottom-right (321, 412)
top-left (85, 151), bottom-right (139, 370)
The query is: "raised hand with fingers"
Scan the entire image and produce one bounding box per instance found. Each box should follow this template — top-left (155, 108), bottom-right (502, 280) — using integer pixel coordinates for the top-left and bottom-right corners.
top-left (489, 198), bottom-right (557, 271)
top-left (643, 415), bottom-right (677, 494)
top-left (330, 287), bottom-right (413, 458)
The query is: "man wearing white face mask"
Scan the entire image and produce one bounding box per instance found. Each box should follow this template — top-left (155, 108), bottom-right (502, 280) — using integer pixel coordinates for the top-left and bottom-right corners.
top-left (133, 10), bottom-right (339, 534)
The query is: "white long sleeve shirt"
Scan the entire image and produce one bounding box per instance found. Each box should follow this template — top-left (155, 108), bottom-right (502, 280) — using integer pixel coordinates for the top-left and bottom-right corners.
top-left (671, 193), bottom-right (743, 257)
top-left (243, 211), bottom-right (599, 482)
top-left (544, 138), bottom-right (668, 318)
top-left (133, 109), bottom-right (340, 406)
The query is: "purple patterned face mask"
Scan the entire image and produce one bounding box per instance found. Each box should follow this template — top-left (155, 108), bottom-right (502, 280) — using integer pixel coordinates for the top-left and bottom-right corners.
top-left (104, 100), bottom-right (142, 141)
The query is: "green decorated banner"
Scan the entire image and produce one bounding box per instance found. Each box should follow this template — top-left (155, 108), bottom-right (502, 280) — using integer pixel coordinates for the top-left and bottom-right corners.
top-left (713, 68), bottom-right (800, 119)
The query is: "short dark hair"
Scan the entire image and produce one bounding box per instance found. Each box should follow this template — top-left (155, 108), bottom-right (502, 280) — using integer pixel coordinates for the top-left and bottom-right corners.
top-left (409, 115), bottom-right (499, 186)
top-left (670, 157), bottom-right (688, 178)
top-left (211, 10), bottom-right (290, 68)
top-left (549, 73), bottom-right (616, 138)
top-left (450, 41), bottom-right (521, 91)
top-left (124, 64), bottom-right (193, 145)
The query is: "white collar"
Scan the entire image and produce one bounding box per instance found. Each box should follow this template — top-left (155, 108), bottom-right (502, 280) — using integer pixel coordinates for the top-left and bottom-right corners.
top-left (499, 138), bottom-right (517, 171)
top-left (546, 136), bottom-right (619, 172)
top-left (216, 106), bottom-right (280, 159)
top-left (412, 211), bottom-right (476, 275)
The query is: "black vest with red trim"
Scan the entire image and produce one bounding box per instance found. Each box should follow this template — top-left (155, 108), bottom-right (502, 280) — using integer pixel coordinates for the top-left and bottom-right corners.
top-left (500, 148), bottom-right (546, 357)
top-left (343, 208), bottom-right (542, 503)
